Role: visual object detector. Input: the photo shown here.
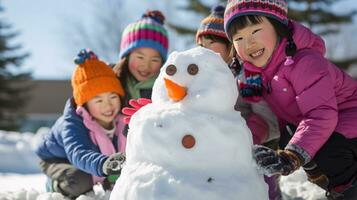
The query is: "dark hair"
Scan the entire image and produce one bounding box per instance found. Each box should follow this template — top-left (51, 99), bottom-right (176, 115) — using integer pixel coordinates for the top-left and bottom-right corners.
top-left (227, 15), bottom-right (297, 59)
top-left (227, 15), bottom-right (289, 41)
top-left (201, 34), bottom-right (232, 49)
top-left (114, 56), bottom-right (130, 107)
top-left (228, 47), bottom-right (241, 77)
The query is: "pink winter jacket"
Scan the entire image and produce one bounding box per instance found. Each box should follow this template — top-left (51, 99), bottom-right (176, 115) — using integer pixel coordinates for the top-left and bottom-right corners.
top-left (242, 21), bottom-right (357, 160)
top-left (77, 107), bottom-right (127, 184)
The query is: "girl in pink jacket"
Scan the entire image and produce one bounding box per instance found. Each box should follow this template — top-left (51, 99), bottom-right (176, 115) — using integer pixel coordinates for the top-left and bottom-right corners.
top-left (196, 5), bottom-right (282, 200)
top-left (224, 0), bottom-right (357, 199)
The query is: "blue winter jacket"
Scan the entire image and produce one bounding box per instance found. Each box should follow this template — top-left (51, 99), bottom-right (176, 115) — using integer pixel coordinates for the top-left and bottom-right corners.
top-left (35, 98), bottom-right (107, 177)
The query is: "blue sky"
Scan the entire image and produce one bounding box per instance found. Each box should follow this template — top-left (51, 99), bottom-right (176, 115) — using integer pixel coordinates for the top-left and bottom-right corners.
top-left (3, 0), bottom-right (172, 79)
top-left (3, 0), bottom-right (357, 80)
top-left (4, 0), bottom-right (91, 79)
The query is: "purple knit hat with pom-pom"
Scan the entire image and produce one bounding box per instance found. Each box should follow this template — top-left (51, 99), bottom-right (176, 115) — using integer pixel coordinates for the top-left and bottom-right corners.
top-left (119, 10), bottom-right (169, 61)
top-left (196, 5), bottom-right (227, 42)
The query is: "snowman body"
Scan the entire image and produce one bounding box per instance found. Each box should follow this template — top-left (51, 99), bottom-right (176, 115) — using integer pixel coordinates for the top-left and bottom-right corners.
top-left (110, 47), bottom-right (268, 200)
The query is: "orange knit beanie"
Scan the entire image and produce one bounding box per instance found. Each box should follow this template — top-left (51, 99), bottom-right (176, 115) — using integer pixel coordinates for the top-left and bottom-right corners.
top-left (72, 49), bottom-right (125, 106)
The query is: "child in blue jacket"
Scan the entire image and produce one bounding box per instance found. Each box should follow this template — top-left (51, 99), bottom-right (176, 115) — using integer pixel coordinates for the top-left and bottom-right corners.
top-left (36, 50), bottom-right (127, 198)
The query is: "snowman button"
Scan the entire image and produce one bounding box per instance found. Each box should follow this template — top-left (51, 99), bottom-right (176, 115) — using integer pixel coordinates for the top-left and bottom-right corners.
top-left (182, 134), bottom-right (195, 149)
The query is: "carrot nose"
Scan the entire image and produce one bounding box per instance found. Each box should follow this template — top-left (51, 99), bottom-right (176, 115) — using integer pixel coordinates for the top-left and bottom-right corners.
top-left (164, 78), bottom-right (187, 102)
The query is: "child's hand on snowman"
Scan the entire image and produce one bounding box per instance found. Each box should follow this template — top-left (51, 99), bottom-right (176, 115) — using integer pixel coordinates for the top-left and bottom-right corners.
top-left (252, 145), bottom-right (303, 176)
top-left (122, 98), bottom-right (152, 124)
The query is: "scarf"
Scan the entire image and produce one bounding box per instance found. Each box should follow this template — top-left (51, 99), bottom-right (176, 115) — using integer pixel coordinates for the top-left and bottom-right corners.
top-left (126, 74), bottom-right (156, 99)
top-left (76, 107), bottom-right (127, 184)
top-left (239, 69), bottom-right (264, 102)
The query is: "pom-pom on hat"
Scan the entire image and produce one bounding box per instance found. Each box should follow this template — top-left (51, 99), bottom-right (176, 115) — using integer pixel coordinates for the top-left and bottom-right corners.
top-left (119, 10), bottom-right (169, 61)
top-left (196, 5), bottom-right (227, 42)
top-left (72, 49), bottom-right (125, 106)
top-left (224, 0), bottom-right (288, 36)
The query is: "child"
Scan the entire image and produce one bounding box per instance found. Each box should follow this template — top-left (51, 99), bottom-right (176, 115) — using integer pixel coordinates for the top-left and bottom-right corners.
top-left (224, 0), bottom-right (357, 199)
top-left (196, 5), bottom-right (232, 65)
top-left (113, 10), bottom-right (169, 107)
top-left (197, 5), bottom-right (282, 200)
top-left (36, 50), bottom-right (127, 198)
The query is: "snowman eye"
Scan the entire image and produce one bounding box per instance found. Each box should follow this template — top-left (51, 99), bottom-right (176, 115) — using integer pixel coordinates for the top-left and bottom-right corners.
top-left (187, 64), bottom-right (199, 75)
top-left (166, 64), bottom-right (177, 76)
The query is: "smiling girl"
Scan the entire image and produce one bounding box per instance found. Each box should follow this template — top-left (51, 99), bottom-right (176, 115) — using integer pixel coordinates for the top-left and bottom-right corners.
top-left (113, 10), bottom-right (169, 106)
top-left (36, 50), bottom-right (127, 198)
top-left (196, 5), bottom-right (282, 200)
top-left (224, 0), bottom-right (357, 199)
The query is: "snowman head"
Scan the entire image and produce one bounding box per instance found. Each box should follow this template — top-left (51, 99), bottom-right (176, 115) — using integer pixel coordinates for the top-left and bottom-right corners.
top-left (152, 47), bottom-right (238, 112)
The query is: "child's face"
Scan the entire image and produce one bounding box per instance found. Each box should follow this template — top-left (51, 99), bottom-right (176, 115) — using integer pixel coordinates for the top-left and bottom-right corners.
top-left (232, 16), bottom-right (278, 68)
top-left (198, 37), bottom-right (230, 64)
top-left (86, 92), bottom-right (121, 129)
top-left (128, 47), bottom-right (163, 81)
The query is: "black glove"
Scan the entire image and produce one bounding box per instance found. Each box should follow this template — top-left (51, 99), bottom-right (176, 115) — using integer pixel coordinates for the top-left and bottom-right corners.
top-left (253, 145), bottom-right (302, 176)
top-left (102, 152), bottom-right (126, 176)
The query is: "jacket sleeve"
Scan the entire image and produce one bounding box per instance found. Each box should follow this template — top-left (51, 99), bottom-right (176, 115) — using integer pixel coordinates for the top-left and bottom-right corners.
top-left (246, 113), bottom-right (269, 144)
top-left (61, 98), bottom-right (108, 177)
top-left (236, 96), bottom-right (269, 144)
top-left (287, 51), bottom-right (338, 160)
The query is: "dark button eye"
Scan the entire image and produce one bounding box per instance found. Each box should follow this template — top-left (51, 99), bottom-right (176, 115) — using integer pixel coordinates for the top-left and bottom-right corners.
top-left (187, 64), bottom-right (199, 75)
top-left (166, 64), bottom-right (177, 76)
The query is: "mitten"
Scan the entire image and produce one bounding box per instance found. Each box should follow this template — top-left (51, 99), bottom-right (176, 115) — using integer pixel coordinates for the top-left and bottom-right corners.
top-left (102, 152), bottom-right (126, 177)
top-left (253, 145), bottom-right (303, 176)
top-left (122, 98), bottom-right (152, 124)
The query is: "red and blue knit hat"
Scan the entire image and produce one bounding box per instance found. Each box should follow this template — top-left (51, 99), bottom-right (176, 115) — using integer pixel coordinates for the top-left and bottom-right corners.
top-left (224, 0), bottom-right (288, 36)
top-left (119, 10), bottom-right (169, 61)
top-left (196, 5), bottom-right (227, 42)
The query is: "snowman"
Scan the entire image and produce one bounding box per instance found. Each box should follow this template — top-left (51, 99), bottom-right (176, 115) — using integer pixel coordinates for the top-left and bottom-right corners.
top-left (110, 47), bottom-right (268, 200)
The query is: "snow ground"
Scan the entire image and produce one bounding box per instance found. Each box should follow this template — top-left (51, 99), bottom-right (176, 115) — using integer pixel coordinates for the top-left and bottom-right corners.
top-left (0, 129), bottom-right (326, 200)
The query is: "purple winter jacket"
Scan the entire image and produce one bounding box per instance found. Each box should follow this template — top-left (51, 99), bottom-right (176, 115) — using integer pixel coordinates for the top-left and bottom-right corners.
top-left (242, 21), bottom-right (357, 160)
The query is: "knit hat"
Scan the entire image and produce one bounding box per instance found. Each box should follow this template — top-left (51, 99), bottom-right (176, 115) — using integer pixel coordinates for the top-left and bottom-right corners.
top-left (119, 10), bottom-right (169, 61)
top-left (196, 5), bottom-right (227, 42)
top-left (224, 0), bottom-right (288, 35)
top-left (72, 49), bottom-right (125, 106)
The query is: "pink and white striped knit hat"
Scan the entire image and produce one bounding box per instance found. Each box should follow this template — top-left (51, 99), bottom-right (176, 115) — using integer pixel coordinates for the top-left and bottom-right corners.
top-left (224, 0), bottom-right (288, 34)
top-left (119, 10), bottom-right (169, 61)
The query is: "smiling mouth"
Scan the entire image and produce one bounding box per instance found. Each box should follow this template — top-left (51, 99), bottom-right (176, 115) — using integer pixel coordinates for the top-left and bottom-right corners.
top-left (250, 49), bottom-right (264, 58)
top-left (102, 111), bottom-right (114, 117)
top-left (138, 71), bottom-right (150, 77)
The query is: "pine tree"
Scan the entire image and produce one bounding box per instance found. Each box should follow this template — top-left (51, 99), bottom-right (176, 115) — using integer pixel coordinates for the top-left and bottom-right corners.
top-left (288, 0), bottom-right (356, 36)
top-left (168, 0), bottom-right (357, 69)
top-left (288, 0), bottom-right (357, 69)
top-left (0, 5), bottom-right (32, 131)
